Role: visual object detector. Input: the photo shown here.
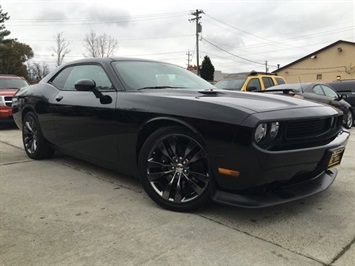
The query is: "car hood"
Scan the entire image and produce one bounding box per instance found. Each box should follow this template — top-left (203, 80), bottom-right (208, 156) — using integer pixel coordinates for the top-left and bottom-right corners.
top-left (139, 89), bottom-right (323, 113)
top-left (125, 89), bottom-right (338, 126)
top-left (0, 88), bottom-right (18, 96)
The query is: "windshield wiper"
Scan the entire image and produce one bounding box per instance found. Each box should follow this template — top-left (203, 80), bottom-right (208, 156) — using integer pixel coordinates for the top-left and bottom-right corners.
top-left (138, 86), bottom-right (183, 91)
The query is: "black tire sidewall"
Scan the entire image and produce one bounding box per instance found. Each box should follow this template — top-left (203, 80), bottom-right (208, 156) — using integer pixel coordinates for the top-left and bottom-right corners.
top-left (138, 126), bottom-right (211, 212)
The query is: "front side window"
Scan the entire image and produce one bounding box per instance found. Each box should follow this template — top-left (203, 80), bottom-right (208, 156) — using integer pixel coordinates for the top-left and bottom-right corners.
top-left (246, 78), bottom-right (261, 91)
top-left (112, 61), bottom-right (215, 91)
top-left (51, 65), bottom-right (113, 91)
top-left (321, 85), bottom-right (338, 98)
top-left (313, 85), bottom-right (324, 95)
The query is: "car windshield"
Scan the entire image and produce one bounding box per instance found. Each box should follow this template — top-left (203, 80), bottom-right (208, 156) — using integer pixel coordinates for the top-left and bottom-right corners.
top-left (214, 78), bottom-right (246, 90)
top-left (0, 78), bottom-right (29, 89)
top-left (112, 61), bottom-right (216, 91)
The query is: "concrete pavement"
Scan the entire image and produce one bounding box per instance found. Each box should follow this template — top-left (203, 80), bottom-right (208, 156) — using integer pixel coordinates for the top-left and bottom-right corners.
top-left (1, 123), bottom-right (354, 265)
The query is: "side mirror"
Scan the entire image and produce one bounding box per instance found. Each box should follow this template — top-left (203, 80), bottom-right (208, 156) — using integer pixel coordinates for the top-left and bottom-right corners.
top-left (75, 79), bottom-right (112, 104)
top-left (75, 79), bottom-right (96, 91)
top-left (339, 94), bottom-right (348, 100)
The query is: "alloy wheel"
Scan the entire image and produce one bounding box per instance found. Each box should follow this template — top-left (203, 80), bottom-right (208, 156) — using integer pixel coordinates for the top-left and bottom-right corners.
top-left (23, 115), bottom-right (38, 154)
top-left (146, 134), bottom-right (210, 204)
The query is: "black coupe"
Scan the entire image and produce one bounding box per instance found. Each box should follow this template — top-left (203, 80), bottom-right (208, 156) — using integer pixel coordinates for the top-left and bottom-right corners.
top-left (12, 58), bottom-right (350, 212)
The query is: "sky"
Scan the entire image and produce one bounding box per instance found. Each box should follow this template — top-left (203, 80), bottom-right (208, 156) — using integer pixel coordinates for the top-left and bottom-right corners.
top-left (2, 0), bottom-right (355, 73)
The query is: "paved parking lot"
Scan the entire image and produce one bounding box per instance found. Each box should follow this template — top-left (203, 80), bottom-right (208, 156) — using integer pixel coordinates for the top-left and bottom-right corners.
top-left (1, 121), bottom-right (354, 266)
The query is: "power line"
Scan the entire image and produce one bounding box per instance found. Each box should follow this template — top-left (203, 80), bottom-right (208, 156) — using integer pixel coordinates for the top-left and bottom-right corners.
top-left (202, 37), bottom-right (265, 66)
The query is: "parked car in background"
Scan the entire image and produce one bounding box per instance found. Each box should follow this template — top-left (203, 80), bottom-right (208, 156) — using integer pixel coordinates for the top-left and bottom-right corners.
top-left (265, 83), bottom-right (353, 129)
top-left (12, 58), bottom-right (349, 212)
top-left (327, 80), bottom-right (355, 117)
top-left (0, 75), bottom-right (29, 119)
top-left (215, 71), bottom-right (286, 92)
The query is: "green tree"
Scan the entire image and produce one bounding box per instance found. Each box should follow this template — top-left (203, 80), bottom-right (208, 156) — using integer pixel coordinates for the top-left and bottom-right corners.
top-left (200, 55), bottom-right (215, 81)
top-left (0, 5), bottom-right (10, 43)
top-left (0, 6), bottom-right (34, 78)
top-left (0, 40), bottom-right (34, 78)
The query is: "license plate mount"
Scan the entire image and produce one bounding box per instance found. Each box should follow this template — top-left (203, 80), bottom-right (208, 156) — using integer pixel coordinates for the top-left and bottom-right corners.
top-left (327, 147), bottom-right (345, 169)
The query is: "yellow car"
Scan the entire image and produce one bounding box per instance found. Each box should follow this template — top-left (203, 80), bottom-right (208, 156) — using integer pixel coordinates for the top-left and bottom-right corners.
top-left (215, 71), bottom-right (286, 91)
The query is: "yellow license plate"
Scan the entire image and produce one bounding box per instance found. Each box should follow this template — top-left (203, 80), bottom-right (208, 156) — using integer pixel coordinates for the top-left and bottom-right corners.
top-left (328, 147), bottom-right (345, 169)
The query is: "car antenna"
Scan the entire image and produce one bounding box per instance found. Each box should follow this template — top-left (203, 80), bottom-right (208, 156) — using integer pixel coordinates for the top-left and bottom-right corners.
top-left (298, 76), bottom-right (304, 93)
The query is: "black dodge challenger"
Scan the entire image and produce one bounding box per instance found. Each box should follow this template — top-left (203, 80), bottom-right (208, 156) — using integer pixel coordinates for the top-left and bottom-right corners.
top-left (12, 58), bottom-right (350, 212)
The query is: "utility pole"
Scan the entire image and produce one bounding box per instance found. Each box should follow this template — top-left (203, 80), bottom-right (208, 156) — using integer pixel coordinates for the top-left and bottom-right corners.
top-left (265, 60), bottom-right (269, 73)
top-left (186, 50), bottom-right (192, 69)
top-left (189, 9), bottom-right (204, 76)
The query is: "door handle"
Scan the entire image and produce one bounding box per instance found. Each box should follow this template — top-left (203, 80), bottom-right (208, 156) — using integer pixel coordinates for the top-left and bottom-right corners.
top-left (55, 96), bottom-right (63, 102)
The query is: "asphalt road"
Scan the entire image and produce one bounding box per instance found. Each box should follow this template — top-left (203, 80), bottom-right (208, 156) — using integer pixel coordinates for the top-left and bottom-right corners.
top-left (1, 121), bottom-right (354, 266)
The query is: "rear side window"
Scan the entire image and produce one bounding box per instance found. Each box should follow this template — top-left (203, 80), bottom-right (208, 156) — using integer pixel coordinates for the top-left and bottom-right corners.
top-left (275, 77), bottom-right (285, 85)
top-left (262, 77), bottom-right (274, 89)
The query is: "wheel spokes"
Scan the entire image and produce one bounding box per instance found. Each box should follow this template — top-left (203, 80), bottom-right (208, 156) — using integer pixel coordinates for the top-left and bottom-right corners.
top-left (24, 117), bottom-right (38, 154)
top-left (147, 170), bottom-right (173, 181)
top-left (147, 133), bottom-right (209, 204)
top-left (183, 173), bottom-right (205, 196)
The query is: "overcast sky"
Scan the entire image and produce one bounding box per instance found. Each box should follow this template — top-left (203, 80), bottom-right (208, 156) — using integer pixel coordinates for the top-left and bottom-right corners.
top-left (2, 0), bottom-right (355, 73)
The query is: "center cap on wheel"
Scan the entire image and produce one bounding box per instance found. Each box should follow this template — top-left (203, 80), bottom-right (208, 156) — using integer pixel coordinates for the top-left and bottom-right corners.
top-left (171, 158), bottom-right (189, 175)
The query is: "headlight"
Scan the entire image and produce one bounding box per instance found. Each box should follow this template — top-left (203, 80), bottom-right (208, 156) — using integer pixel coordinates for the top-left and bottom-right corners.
top-left (255, 123), bottom-right (267, 142)
top-left (270, 122), bottom-right (279, 139)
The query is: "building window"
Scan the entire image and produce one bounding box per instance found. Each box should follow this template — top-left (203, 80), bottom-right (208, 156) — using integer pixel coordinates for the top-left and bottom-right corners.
top-left (316, 74), bottom-right (322, 80)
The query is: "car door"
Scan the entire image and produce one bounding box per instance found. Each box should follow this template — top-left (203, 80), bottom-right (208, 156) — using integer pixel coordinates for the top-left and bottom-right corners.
top-left (49, 63), bottom-right (120, 165)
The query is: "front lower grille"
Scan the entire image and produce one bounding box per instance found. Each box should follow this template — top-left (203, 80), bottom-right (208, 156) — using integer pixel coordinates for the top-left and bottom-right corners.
top-left (285, 118), bottom-right (331, 140)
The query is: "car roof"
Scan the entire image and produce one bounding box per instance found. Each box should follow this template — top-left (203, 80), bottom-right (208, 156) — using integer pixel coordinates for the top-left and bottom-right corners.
top-left (327, 80), bottom-right (355, 92)
top-left (60, 57), bottom-right (163, 66)
top-left (225, 71), bottom-right (278, 79)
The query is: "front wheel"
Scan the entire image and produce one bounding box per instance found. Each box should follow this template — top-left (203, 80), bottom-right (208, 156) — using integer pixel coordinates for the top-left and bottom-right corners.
top-left (343, 110), bottom-right (353, 129)
top-left (138, 126), bottom-right (211, 212)
top-left (22, 112), bottom-right (54, 159)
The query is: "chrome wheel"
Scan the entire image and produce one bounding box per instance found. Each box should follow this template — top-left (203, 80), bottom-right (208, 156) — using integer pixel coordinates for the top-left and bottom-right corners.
top-left (139, 127), bottom-right (211, 211)
top-left (23, 115), bottom-right (38, 154)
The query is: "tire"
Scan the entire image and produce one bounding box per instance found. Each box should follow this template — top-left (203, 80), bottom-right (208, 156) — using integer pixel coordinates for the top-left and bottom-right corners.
top-left (343, 110), bottom-right (353, 129)
top-left (138, 126), bottom-right (211, 212)
top-left (22, 112), bottom-right (54, 159)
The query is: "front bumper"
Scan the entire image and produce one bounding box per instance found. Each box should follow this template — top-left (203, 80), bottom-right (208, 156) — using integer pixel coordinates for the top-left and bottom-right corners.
top-left (212, 168), bottom-right (337, 208)
top-left (0, 106), bottom-right (12, 119)
top-left (209, 129), bottom-right (350, 207)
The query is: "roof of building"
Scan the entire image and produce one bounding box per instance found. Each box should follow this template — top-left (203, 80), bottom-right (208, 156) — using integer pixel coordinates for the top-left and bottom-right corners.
top-left (272, 40), bottom-right (355, 73)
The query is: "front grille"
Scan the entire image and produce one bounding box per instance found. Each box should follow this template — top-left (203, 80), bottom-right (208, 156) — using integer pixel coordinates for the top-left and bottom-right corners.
top-left (285, 118), bottom-right (331, 140)
top-left (3, 96), bottom-right (13, 107)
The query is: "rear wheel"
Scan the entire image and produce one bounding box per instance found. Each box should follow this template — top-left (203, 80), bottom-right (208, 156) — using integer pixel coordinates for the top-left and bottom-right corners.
top-left (138, 126), bottom-right (211, 212)
top-left (22, 112), bottom-right (54, 159)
